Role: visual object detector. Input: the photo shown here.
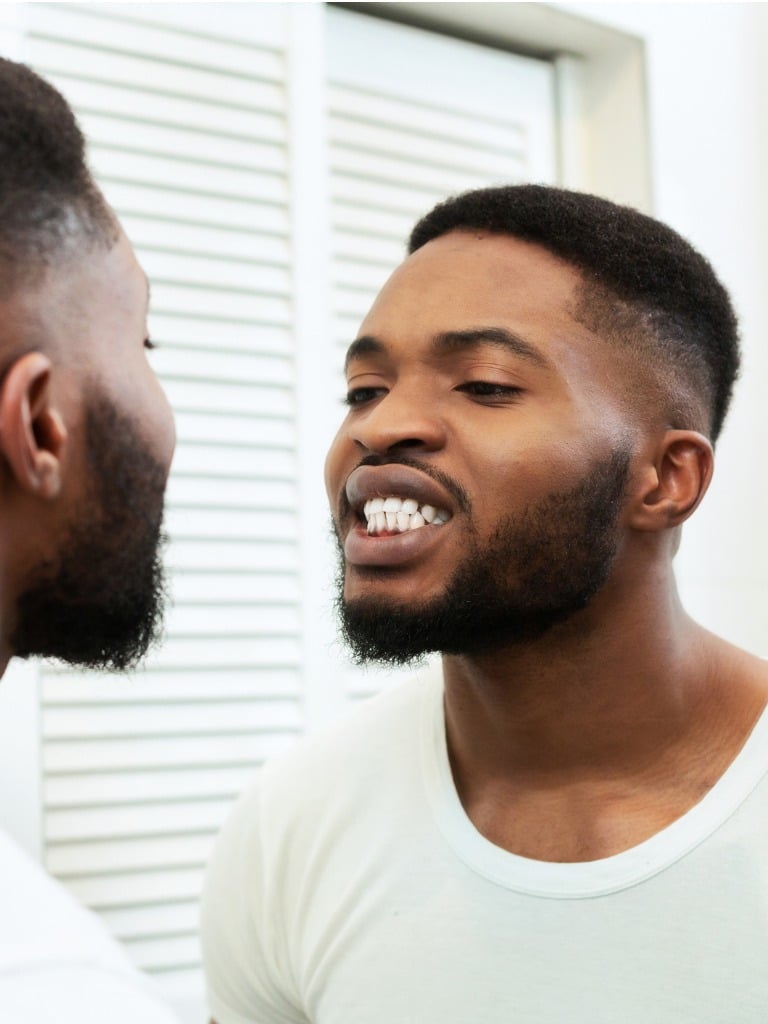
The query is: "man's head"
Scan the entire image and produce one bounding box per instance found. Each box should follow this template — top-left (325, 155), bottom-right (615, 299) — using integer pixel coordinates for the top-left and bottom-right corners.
top-left (0, 58), bottom-right (175, 672)
top-left (326, 185), bottom-right (737, 666)
top-left (0, 57), bottom-right (116, 291)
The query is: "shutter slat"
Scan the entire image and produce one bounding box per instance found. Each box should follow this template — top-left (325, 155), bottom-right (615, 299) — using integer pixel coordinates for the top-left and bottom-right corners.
top-left (30, 4), bottom-right (284, 78)
top-left (43, 667), bottom-right (300, 703)
top-left (46, 767), bottom-right (259, 811)
top-left (44, 731), bottom-right (298, 773)
top-left (31, 36), bottom-right (285, 110)
top-left (108, 180), bottom-right (290, 233)
top-left (44, 700), bottom-right (303, 741)
top-left (39, 71), bottom-right (287, 143)
top-left (65, 867), bottom-right (205, 907)
top-left (171, 446), bottom-right (295, 480)
top-left (328, 81), bottom-right (526, 150)
top-left (91, 147), bottom-right (288, 205)
top-left (150, 282), bottom-right (291, 325)
top-left (79, 112), bottom-right (285, 174)
top-left (102, 901), bottom-right (202, 942)
top-left (151, 347), bottom-right (293, 388)
top-left (123, 215), bottom-right (291, 264)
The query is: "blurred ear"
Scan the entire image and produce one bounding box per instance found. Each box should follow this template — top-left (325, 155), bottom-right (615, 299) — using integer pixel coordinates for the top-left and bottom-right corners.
top-left (628, 430), bottom-right (714, 532)
top-left (0, 352), bottom-right (67, 499)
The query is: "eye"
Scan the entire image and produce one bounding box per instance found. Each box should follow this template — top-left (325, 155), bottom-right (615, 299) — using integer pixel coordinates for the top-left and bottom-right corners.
top-left (144, 336), bottom-right (157, 351)
top-left (344, 386), bottom-right (388, 407)
top-left (456, 381), bottom-right (522, 401)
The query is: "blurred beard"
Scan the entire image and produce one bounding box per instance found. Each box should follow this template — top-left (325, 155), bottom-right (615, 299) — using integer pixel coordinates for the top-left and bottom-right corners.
top-left (335, 448), bottom-right (631, 667)
top-left (11, 392), bottom-right (169, 671)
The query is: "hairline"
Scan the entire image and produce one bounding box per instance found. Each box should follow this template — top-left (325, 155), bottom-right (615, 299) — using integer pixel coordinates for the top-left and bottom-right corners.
top-left (410, 224), bottom-right (715, 440)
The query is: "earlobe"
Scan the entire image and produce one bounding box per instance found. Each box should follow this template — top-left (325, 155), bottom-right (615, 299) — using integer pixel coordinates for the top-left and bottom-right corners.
top-left (629, 430), bottom-right (714, 532)
top-left (0, 351), bottom-right (67, 499)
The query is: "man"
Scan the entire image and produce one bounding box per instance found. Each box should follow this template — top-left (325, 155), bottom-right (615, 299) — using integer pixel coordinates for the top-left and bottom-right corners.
top-left (0, 58), bottom-right (178, 1020)
top-left (202, 185), bottom-right (768, 1022)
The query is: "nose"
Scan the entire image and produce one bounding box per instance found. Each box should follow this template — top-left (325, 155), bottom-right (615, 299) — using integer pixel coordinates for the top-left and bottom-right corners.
top-left (349, 384), bottom-right (446, 456)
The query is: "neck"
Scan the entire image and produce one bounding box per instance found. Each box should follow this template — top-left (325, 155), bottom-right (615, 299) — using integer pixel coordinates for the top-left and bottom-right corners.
top-left (442, 573), bottom-right (763, 783)
top-left (440, 570), bottom-right (768, 861)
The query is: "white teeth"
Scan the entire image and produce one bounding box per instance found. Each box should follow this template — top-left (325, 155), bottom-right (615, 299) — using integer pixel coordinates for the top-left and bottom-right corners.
top-left (362, 495), bottom-right (452, 535)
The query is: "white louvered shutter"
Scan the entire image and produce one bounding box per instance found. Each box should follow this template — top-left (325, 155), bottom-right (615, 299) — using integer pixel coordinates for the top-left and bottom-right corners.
top-left (326, 7), bottom-right (557, 701)
top-left (1, 4), bottom-right (557, 1020)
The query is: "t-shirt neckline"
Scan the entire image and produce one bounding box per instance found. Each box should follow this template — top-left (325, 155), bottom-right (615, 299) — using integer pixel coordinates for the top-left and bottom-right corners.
top-left (420, 667), bottom-right (768, 898)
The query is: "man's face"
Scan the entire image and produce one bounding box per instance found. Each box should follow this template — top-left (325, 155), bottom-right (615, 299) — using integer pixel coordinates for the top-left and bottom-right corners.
top-left (324, 231), bottom-right (639, 665)
top-left (10, 231), bottom-right (176, 670)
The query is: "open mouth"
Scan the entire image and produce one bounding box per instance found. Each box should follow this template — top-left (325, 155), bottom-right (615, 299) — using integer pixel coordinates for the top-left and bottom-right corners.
top-left (342, 463), bottom-right (458, 567)
top-left (362, 496), bottom-right (451, 535)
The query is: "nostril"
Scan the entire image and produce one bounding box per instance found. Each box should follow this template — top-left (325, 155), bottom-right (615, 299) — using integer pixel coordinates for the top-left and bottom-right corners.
top-left (390, 438), bottom-right (427, 450)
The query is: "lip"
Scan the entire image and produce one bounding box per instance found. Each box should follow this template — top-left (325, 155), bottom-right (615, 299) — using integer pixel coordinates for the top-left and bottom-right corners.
top-left (345, 464), bottom-right (455, 516)
top-left (342, 464), bottom-right (456, 569)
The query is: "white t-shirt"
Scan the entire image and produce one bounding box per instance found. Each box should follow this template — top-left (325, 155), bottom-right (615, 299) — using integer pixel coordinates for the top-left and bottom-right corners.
top-left (0, 829), bottom-right (179, 1023)
top-left (201, 667), bottom-right (768, 1023)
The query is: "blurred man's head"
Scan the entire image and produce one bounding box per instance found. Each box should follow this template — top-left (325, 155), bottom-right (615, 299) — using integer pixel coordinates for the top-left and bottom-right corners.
top-left (0, 58), bottom-right (175, 672)
top-left (326, 186), bottom-right (738, 666)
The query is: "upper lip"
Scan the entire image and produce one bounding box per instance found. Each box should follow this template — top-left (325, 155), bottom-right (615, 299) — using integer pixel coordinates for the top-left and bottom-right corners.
top-left (345, 464), bottom-right (456, 521)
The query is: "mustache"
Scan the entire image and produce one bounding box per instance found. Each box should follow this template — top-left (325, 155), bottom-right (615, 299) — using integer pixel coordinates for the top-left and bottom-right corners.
top-left (338, 453), bottom-right (472, 520)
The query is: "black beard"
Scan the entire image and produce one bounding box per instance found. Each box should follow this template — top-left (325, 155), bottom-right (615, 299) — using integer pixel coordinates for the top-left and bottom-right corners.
top-left (335, 448), bottom-right (631, 667)
top-left (10, 393), bottom-right (169, 671)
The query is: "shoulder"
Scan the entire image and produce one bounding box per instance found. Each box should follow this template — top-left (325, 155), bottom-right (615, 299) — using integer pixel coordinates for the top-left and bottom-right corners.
top-left (0, 831), bottom-right (179, 1023)
top-left (204, 664), bottom-right (440, 871)
top-left (200, 668), bottom-right (440, 1022)
top-left (213, 669), bottom-right (436, 850)
top-left (265, 669), bottom-right (432, 798)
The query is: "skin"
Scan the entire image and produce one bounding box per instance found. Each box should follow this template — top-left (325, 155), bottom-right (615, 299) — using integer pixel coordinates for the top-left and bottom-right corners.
top-left (0, 228), bottom-right (175, 673)
top-left (326, 229), bottom-right (768, 863)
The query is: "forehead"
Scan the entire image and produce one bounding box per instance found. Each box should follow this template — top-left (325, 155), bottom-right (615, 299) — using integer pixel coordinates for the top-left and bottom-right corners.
top-left (358, 230), bottom-right (586, 343)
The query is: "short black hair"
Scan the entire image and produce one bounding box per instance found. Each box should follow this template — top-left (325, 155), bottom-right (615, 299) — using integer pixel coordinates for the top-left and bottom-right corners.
top-left (0, 57), bottom-right (115, 291)
top-left (409, 185), bottom-right (739, 441)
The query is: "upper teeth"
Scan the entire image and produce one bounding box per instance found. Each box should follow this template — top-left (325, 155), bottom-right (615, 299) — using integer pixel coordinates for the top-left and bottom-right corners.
top-left (363, 496), bottom-right (451, 535)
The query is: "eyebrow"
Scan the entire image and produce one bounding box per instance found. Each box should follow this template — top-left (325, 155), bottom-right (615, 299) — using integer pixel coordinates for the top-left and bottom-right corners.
top-left (344, 327), bottom-right (549, 371)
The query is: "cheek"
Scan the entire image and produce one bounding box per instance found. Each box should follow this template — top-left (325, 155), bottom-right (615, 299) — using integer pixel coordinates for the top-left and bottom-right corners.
top-left (127, 369), bottom-right (176, 476)
top-left (153, 388), bottom-right (176, 473)
top-left (324, 427), bottom-right (348, 503)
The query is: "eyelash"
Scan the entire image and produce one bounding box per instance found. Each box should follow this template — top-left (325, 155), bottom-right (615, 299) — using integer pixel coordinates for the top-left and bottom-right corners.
top-left (456, 381), bottom-right (522, 400)
top-left (344, 382), bottom-right (522, 407)
top-left (144, 337), bottom-right (157, 351)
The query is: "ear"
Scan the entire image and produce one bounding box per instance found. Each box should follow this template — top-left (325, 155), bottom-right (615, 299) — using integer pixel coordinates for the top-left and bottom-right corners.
top-left (628, 430), bottom-right (714, 532)
top-left (0, 352), bottom-right (67, 499)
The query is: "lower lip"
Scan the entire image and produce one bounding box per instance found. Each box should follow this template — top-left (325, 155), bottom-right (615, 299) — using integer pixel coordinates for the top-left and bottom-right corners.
top-left (344, 522), bottom-right (450, 568)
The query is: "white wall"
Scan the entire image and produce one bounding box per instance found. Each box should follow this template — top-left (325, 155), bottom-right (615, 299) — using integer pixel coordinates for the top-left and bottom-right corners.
top-left (566, 2), bottom-right (768, 655)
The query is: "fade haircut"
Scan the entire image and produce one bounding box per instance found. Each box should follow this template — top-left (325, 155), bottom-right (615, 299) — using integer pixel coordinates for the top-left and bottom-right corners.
top-left (409, 185), bottom-right (739, 442)
top-left (0, 57), bottom-right (116, 293)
